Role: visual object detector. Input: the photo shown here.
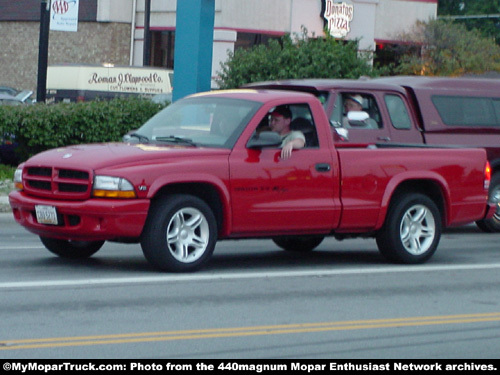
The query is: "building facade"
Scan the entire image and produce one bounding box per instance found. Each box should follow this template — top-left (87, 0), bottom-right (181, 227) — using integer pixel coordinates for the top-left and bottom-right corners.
top-left (0, 0), bottom-right (437, 98)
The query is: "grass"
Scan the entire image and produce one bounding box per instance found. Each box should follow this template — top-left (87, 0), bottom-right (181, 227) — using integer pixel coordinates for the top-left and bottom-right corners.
top-left (0, 164), bottom-right (15, 180)
top-left (0, 164), bottom-right (16, 195)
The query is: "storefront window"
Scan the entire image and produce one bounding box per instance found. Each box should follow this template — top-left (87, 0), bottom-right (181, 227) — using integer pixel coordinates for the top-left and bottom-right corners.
top-left (235, 32), bottom-right (281, 50)
top-left (151, 30), bottom-right (175, 69)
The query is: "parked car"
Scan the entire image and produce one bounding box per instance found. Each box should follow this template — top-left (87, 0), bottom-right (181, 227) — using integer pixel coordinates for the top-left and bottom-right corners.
top-left (0, 134), bottom-right (18, 165)
top-left (0, 86), bottom-right (20, 96)
top-left (0, 91), bottom-right (34, 106)
top-left (0, 89), bottom-right (31, 164)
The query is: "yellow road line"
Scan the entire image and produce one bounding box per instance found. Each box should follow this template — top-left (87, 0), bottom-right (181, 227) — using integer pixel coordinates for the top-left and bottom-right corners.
top-left (2, 312), bottom-right (500, 350)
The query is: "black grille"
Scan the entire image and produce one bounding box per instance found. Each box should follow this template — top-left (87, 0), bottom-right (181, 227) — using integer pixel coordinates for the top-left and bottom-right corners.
top-left (58, 182), bottom-right (88, 193)
top-left (24, 166), bottom-right (91, 199)
top-left (59, 169), bottom-right (89, 180)
top-left (27, 180), bottom-right (51, 190)
top-left (27, 167), bottom-right (51, 177)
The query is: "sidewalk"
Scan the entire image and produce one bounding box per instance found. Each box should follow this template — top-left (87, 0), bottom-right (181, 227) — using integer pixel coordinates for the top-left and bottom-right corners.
top-left (0, 194), bottom-right (12, 219)
top-left (0, 194), bottom-right (13, 223)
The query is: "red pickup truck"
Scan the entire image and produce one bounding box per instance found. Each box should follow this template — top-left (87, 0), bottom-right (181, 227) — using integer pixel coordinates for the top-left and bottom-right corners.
top-left (244, 76), bottom-right (500, 232)
top-left (9, 89), bottom-right (494, 272)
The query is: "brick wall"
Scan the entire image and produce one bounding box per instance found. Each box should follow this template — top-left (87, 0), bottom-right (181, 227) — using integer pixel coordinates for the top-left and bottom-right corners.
top-left (0, 21), bottom-right (130, 98)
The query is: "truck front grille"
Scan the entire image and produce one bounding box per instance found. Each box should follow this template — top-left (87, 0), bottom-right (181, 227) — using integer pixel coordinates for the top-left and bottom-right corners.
top-left (23, 166), bottom-right (92, 200)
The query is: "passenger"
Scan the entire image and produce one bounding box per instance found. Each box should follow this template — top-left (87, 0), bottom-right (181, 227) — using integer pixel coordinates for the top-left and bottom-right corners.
top-left (269, 106), bottom-right (305, 160)
top-left (342, 94), bottom-right (378, 129)
top-left (342, 95), bottom-right (364, 127)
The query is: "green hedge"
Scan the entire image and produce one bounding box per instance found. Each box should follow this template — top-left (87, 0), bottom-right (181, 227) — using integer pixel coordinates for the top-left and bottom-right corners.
top-left (0, 97), bottom-right (165, 162)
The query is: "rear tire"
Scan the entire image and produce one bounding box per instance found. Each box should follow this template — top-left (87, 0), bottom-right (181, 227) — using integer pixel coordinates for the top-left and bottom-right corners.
top-left (376, 193), bottom-right (441, 264)
top-left (476, 173), bottom-right (500, 233)
top-left (272, 236), bottom-right (324, 252)
top-left (40, 237), bottom-right (104, 259)
top-left (141, 194), bottom-right (217, 272)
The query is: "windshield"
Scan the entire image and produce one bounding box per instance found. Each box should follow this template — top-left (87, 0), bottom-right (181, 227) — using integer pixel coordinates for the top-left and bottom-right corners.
top-left (135, 97), bottom-right (261, 148)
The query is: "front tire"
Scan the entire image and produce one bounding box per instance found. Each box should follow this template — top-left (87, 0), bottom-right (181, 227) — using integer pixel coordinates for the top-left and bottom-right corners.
top-left (376, 193), bottom-right (441, 264)
top-left (476, 173), bottom-right (500, 233)
top-left (141, 194), bottom-right (217, 272)
top-left (40, 237), bottom-right (104, 258)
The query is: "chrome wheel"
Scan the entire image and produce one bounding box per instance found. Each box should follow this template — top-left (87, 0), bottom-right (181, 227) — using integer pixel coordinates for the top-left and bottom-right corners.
top-left (166, 207), bottom-right (209, 263)
top-left (400, 204), bottom-right (436, 255)
top-left (491, 185), bottom-right (500, 221)
top-left (476, 174), bottom-right (500, 233)
top-left (376, 193), bottom-right (441, 264)
top-left (141, 194), bottom-right (217, 272)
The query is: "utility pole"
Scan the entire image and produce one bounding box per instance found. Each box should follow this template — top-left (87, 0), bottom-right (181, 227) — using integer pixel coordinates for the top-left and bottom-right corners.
top-left (173, 0), bottom-right (215, 101)
top-left (143, 0), bottom-right (151, 66)
top-left (37, 0), bottom-right (50, 103)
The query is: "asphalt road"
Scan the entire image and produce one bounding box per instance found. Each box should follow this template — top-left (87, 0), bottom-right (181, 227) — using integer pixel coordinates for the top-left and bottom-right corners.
top-left (1, 213), bottom-right (499, 359)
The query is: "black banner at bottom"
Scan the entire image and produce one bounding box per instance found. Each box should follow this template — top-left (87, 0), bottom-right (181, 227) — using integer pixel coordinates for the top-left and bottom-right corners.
top-left (1, 360), bottom-right (499, 374)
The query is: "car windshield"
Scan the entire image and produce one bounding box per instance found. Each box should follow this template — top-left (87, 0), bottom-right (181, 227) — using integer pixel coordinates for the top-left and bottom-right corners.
top-left (135, 96), bottom-right (261, 148)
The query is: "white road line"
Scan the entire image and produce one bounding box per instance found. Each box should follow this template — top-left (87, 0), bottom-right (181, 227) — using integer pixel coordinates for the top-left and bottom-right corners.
top-left (1, 263), bottom-right (500, 290)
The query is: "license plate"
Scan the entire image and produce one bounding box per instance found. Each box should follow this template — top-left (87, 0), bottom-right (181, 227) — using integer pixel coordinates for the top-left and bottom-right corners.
top-left (35, 205), bottom-right (58, 225)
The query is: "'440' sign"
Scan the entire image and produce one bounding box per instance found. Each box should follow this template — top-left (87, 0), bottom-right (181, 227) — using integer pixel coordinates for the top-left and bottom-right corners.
top-left (50, 0), bottom-right (80, 32)
top-left (321, 0), bottom-right (354, 38)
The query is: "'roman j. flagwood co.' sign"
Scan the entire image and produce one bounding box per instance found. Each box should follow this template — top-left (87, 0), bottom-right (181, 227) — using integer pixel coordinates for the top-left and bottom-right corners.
top-left (321, 0), bottom-right (354, 38)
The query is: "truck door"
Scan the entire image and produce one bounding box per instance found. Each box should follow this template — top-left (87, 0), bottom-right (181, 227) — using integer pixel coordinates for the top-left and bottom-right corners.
top-left (383, 93), bottom-right (423, 144)
top-left (329, 91), bottom-right (422, 145)
top-left (229, 103), bottom-right (339, 235)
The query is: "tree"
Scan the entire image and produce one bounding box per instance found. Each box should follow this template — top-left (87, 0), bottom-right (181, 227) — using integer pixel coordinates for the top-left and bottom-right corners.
top-left (396, 19), bottom-right (500, 76)
top-left (215, 29), bottom-right (380, 89)
top-left (438, 0), bottom-right (500, 45)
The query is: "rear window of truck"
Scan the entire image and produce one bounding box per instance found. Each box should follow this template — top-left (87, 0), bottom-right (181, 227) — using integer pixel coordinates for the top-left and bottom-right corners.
top-left (432, 95), bottom-right (500, 127)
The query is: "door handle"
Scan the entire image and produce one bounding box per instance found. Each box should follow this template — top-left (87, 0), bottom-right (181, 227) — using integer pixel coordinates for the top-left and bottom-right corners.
top-left (315, 163), bottom-right (331, 172)
top-left (377, 136), bottom-right (391, 141)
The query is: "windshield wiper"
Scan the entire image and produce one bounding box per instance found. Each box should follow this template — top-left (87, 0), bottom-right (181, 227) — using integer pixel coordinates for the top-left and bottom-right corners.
top-left (124, 132), bottom-right (150, 143)
top-left (155, 135), bottom-right (197, 146)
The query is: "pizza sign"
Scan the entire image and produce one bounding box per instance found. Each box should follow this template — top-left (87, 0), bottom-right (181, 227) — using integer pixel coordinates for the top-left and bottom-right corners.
top-left (322, 0), bottom-right (354, 38)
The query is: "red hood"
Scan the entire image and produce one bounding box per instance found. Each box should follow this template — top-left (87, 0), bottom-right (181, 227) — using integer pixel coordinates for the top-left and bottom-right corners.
top-left (24, 143), bottom-right (230, 170)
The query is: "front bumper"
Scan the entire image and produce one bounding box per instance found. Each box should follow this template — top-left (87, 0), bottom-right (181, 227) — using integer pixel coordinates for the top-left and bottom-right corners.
top-left (9, 191), bottom-right (150, 241)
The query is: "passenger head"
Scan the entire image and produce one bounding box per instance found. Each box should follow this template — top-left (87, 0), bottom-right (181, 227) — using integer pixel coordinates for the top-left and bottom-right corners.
top-left (344, 95), bottom-right (363, 113)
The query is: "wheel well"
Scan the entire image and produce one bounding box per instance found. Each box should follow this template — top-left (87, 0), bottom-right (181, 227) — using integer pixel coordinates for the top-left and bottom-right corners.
top-left (151, 183), bottom-right (224, 233)
top-left (389, 180), bottom-right (446, 225)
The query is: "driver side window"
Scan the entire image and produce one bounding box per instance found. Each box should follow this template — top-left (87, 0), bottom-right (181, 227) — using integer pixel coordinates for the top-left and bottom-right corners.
top-left (255, 103), bottom-right (320, 148)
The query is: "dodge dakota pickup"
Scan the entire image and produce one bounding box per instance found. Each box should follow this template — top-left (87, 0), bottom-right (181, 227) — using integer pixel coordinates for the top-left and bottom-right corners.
top-left (9, 89), bottom-right (494, 272)
top-left (244, 76), bottom-right (500, 232)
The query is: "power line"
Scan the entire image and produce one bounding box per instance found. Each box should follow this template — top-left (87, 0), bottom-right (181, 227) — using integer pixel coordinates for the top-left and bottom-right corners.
top-left (439, 14), bottom-right (500, 20)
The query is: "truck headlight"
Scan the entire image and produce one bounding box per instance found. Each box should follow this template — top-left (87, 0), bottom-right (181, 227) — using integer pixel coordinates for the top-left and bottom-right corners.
top-left (92, 176), bottom-right (137, 198)
top-left (13, 168), bottom-right (23, 191)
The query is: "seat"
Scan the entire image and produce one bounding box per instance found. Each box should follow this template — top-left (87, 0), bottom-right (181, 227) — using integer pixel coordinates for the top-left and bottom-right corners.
top-left (290, 117), bottom-right (318, 147)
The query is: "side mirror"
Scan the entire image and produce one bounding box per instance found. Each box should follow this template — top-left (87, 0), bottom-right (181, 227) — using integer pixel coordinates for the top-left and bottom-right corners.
top-left (347, 111), bottom-right (370, 127)
top-left (247, 131), bottom-right (282, 148)
top-left (334, 127), bottom-right (349, 141)
top-left (122, 130), bottom-right (136, 142)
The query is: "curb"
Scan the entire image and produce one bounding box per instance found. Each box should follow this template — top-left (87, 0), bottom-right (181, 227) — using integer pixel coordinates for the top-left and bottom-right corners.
top-left (0, 194), bottom-right (13, 222)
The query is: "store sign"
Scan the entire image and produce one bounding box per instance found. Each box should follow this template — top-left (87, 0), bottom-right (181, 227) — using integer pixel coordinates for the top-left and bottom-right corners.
top-left (47, 65), bottom-right (173, 95)
top-left (50, 0), bottom-right (80, 32)
top-left (321, 0), bottom-right (354, 38)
